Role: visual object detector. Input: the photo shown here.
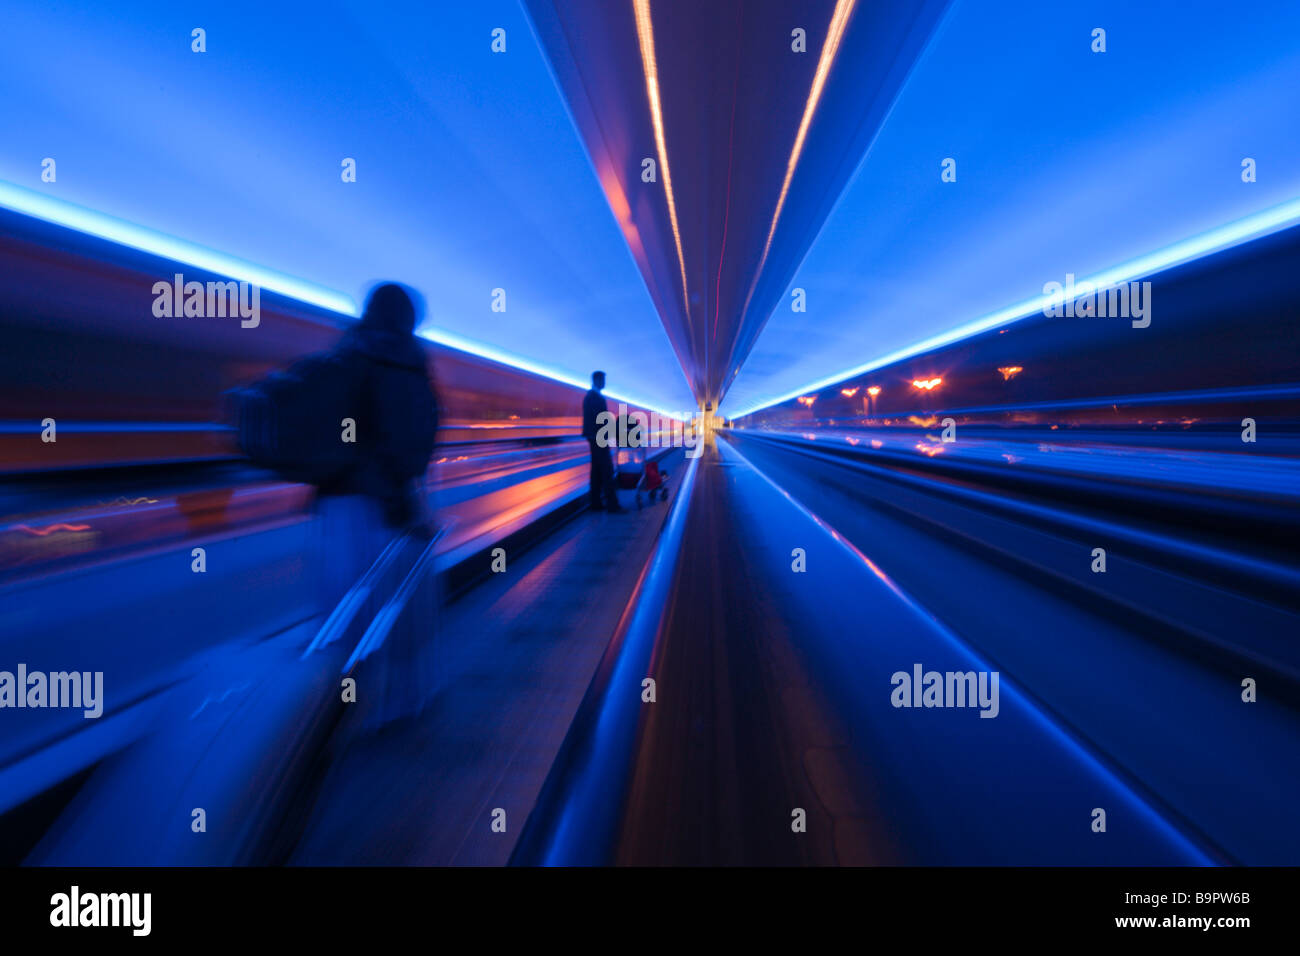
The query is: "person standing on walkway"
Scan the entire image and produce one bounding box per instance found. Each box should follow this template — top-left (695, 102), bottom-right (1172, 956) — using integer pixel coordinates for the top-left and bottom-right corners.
top-left (582, 370), bottom-right (623, 512)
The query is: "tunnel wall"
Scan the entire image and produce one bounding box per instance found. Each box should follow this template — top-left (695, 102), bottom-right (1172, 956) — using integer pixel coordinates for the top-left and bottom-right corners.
top-left (0, 208), bottom-right (665, 472)
top-left (730, 223), bottom-right (1300, 431)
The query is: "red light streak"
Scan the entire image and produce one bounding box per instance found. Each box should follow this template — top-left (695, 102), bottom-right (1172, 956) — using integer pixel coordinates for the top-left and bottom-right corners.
top-left (13, 523), bottom-right (93, 536)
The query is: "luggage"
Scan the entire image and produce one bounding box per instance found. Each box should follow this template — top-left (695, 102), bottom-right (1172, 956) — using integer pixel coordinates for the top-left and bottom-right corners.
top-left (613, 447), bottom-right (671, 507)
top-left (233, 353), bottom-right (366, 485)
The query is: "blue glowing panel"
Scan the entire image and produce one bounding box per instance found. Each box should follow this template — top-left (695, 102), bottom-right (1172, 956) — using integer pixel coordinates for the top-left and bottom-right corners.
top-left (724, 0), bottom-right (1300, 417)
top-left (0, 0), bottom-right (697, 415)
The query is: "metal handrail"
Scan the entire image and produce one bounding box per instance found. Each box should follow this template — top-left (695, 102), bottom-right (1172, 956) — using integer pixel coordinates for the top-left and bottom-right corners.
top-left (342, 526), bottom-right (447, 674)
top-left (509, 451), bottom-right (701, 865)
top-left (300, 529), bottom-right (416, 660)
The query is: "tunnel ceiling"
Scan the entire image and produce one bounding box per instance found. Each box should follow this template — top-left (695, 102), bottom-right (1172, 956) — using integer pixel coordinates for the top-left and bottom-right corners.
top-left (0, 1), bottom-right (706, 416)
top-left (523, 0), bottom-right (951, 407)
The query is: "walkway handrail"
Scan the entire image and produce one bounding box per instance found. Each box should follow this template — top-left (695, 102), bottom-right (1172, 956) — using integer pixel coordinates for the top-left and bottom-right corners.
top-left (510, 451), bottom-right (701, 865)
top-left (300, 530), bottom-right (416, 660)
top-left (343, 526), bottom-right (447, 674)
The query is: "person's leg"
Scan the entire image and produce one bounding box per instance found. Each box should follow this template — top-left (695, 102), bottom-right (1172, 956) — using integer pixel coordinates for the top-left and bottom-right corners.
top-left (315, 493), bottom-right (395, 609)
top-left (587, 439), bottom-right (604, 508)
top-left (598, 445), bottom-right (622, 510)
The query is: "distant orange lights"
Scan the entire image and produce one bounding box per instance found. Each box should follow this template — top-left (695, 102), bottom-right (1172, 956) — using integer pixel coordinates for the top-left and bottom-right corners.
top-left (997, 366), bottom-right (1024, 381)
top-left (796, 395), bottom-right (817, 407)
top-left (840, 387), bottom-right (859, 398)
top-left (911, 377), bottom-right (942, 391)
top-left (867, 386), bottom-right (881, 397)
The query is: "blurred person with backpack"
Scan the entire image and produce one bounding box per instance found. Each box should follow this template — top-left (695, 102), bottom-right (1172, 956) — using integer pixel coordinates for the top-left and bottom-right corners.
top-left (236, 283), bottom-right (440, 725)
top-left (312, 282), bottom-right (439, 605)
top-left (238, 282), bottom-right (438, 602)
top-left (72, 283), bottom-right (444, 864)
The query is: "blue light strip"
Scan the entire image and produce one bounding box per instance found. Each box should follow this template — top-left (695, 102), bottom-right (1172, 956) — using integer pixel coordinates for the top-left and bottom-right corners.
top-left (0, 180), bottom-right (688, 421)
top-left (0, 421), bottom-right (227, 433)
top-left (416, 327), bottom-right (690, 420)
top-left (730, 381), bottom-right (1300, 425)
top-left (0, 180), bottom-right (358, 316)
top-left (727, 197), bottom-right (1300, 419)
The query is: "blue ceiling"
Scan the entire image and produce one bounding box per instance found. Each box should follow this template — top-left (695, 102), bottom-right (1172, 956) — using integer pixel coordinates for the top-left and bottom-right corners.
top-left (0, 0), bottom-right (696, 415)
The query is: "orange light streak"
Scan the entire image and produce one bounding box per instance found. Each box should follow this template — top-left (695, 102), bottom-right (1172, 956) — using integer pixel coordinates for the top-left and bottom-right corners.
top-left (633, 0), bottom-right (691, 328)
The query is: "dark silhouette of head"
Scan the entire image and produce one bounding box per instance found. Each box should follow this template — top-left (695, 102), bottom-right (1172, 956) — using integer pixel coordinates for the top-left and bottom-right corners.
top-left (592, 370), bottom-right (606, 390)
top-left (361, 283), bottom-right (418, 334)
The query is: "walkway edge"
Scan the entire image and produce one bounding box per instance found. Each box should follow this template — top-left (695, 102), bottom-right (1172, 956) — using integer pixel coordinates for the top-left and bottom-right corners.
top-left (509, 452), bottom-right (701, 865)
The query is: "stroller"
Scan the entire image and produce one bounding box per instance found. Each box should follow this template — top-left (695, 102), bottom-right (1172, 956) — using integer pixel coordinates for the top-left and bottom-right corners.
top-left (614, 430), bottom-right (671, 509)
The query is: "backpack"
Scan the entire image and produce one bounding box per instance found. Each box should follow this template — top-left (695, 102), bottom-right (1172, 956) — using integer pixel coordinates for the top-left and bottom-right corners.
top-left (234, 352), bottom-right (367, 485)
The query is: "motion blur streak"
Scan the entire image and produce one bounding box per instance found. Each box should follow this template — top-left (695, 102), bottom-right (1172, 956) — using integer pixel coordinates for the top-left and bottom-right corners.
top-left (729, 196), bottom-right (1300, 418)
top-left (0, 181), bottom-right (357, 316)
top-left (633, 0), bottom-right (692, 330)
top-left (753, 0), bottom-right (857, 270)
top-left (1, 0), bottom-right (1298, 868)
